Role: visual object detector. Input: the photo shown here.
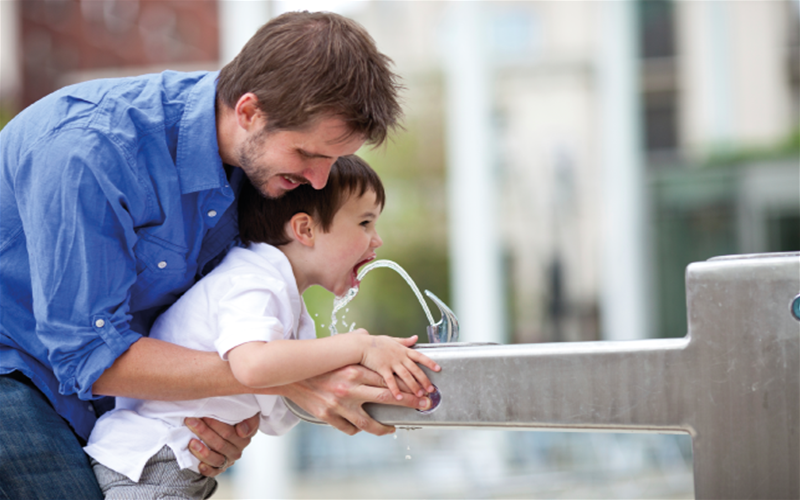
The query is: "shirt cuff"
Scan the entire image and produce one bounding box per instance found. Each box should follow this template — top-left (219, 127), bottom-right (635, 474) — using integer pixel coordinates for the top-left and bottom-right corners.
top-left (57, 322), bottom-right (142, 401)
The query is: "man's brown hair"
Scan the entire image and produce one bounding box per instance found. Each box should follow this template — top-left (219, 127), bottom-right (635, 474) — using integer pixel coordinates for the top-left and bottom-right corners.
top-left (217, 11), bottom-right (403, 145)
top-left (239, 155), bottom-right (386, 246)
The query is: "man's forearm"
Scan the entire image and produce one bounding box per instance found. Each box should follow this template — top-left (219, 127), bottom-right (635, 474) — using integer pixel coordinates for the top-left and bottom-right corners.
top-left (92, 337), bottom-right (286, 400)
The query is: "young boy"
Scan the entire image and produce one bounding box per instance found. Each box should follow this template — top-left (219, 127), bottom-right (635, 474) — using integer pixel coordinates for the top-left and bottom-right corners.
top-left (84, 155), bottom-right (440, 499)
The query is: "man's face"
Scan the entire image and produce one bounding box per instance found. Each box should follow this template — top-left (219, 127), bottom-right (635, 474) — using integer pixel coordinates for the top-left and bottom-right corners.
top-left (236, 116), bottom-right (366, 199)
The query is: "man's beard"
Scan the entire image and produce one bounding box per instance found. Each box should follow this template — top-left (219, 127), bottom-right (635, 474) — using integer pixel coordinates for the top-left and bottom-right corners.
top-left (237, 130), bottom-right (277, 199)
top-left (237, 130), bottom-right (306, 200)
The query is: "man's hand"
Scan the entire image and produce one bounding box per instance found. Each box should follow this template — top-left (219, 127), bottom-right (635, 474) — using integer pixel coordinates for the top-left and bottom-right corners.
top-left (184, 414), bottom-right (259, 477)
top-left (281, 364), bottom-right (433, 436)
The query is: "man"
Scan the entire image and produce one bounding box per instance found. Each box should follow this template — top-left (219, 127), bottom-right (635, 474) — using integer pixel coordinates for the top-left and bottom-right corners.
top-left (0, 11), bottom-right (433, 499)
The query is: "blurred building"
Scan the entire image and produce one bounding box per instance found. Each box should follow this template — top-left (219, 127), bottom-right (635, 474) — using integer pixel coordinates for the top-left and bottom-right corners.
top-left (1, 0), bottom-right (219, 112)
top-left (347, 0), bottom-right (800, 343)
top-left (4, 0), bottom-right (797, 344)
top-left (3, 2), bottom-right (796, 498)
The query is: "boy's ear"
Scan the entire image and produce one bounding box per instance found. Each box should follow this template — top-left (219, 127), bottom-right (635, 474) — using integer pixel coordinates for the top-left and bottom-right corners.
top-left (288, 213), bottom-right (316, 247)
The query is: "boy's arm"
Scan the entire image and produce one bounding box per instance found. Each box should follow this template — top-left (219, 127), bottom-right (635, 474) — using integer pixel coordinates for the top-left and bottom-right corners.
top-left (227, 330), bottom-right (440, 398)
top-left (227, 333), bottom-right (364, 389)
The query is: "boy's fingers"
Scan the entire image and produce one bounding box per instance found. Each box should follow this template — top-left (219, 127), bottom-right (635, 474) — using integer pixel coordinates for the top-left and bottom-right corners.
top-left (394, 365), bottom-right (423, 397)
top-left (403, 360), bottom-right (434, 394)
top-left (409, 350), bottom-right (441, 372)
top-left (392, 335), bottom-right (417, 346)
top-left (405, 335), bottom-right (418, 344)
top-left (381, 370), bottom-right (403, 401)
top-left (342, 364), bottom-right (413, 395)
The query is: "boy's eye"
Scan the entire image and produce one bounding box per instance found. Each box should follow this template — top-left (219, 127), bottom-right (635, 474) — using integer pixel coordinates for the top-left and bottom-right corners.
top-left (360, 220), bottom-right (372, 227)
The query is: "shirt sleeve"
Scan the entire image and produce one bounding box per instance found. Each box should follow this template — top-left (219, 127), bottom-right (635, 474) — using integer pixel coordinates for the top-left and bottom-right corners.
top-left (15, 128), bottom-right (145, 401)
top-left (214, 274), bottom-right (290, 360)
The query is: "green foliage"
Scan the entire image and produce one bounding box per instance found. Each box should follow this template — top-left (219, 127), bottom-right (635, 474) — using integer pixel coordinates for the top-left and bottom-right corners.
top-left (0, 107), bottom-right (14, 131)
top-left (703, 127), bottom-right (800, 168)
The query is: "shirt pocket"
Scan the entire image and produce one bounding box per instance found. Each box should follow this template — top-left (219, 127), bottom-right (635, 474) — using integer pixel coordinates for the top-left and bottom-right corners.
top-left (129, 233), bottom-right (193, 313)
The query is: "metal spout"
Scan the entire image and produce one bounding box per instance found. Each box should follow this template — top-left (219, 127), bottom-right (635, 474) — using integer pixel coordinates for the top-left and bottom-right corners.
top-left (424, 290), bottom-right (459, 343)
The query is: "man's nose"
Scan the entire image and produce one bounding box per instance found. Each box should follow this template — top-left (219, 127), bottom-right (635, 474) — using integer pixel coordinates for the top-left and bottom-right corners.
top-left (303, 159), bottom-right (335, 190)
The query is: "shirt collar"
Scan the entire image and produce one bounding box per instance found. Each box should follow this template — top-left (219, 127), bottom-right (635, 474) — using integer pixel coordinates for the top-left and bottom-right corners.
top-left (175, 71), bottom-right (225, 194)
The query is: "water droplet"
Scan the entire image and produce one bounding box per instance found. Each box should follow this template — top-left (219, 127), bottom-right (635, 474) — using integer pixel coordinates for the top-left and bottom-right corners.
top-left (405, 455), bottom-right (412, 460)
top-left (393, 434), bottom-right (398, 440)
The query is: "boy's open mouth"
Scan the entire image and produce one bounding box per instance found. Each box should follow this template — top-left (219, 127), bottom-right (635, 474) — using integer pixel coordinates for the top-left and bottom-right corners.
top-left (351, 256), bottom-right (376, 287)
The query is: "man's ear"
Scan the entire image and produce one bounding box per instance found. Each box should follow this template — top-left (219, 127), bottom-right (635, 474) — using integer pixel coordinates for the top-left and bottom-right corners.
top-left (289, 213), bottom-right (316, 247)
top-left (234, 93), bottom-right (265, 132)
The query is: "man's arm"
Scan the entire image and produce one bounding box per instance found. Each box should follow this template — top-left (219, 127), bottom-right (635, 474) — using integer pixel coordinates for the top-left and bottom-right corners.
top-left (92, 336), bottom-right (434, 474)
top-left (93, 337), bottom-right (264, 476)
top-left (92, 337), bottom-right (249, 400)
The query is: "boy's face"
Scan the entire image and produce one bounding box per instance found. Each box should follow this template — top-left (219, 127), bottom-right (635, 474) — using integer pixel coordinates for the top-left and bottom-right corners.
top-left (311, 189), bottom-right (383, 297)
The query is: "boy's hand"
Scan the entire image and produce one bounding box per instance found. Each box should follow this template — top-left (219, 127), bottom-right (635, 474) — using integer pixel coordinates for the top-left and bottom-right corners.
top-left (357, 332), bottom-right (441, 400)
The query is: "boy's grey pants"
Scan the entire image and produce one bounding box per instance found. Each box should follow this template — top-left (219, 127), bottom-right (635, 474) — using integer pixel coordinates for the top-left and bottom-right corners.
top-left (91, 445), bottom-right (217, 500)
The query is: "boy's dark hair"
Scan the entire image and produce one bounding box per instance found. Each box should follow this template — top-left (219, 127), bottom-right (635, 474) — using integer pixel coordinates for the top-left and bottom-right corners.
top-left (217, 11), bottom-right (403, 146)
top-left (239, 155), bottom-right (386, 246)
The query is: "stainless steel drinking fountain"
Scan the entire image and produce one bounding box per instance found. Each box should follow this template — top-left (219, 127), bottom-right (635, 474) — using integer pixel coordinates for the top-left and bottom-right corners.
top-left (285, 252), bottom-right (800, 499)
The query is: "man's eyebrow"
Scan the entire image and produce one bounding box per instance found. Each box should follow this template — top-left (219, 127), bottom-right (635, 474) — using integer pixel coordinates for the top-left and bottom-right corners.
top-left (298, 148), bottom-right (333, 159)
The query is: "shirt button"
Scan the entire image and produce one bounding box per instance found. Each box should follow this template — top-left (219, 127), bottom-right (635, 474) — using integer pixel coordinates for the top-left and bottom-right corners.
top-left (158, 261), bottom-right (167, 269)
top-left (207, 210), bottom-right (217, 218)
top-left (87, 404), bottom-right (94, 412)
top-left (95, 319), bottom-right (105, 328)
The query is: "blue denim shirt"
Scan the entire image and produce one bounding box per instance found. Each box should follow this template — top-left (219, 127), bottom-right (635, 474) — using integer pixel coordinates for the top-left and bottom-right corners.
top-left (0, 71), bottom-right (243, 440)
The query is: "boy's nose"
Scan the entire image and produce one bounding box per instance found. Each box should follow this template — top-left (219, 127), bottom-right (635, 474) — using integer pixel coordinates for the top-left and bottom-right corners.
top-left (372, 232), bottom-right (383, 249)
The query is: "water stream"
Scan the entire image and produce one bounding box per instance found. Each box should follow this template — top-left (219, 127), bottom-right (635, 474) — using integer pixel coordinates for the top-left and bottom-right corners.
top-left (329, 259), bottom-right (435, 335)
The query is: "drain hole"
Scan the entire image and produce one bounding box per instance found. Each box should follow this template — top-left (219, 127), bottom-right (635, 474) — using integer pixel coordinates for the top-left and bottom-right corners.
top-left (417, 386), bottom-right (441, 415)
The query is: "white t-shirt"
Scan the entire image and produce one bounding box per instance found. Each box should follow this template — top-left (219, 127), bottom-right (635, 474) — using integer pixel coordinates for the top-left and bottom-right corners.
top-left (84, 243), bottom-right (316, 482)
